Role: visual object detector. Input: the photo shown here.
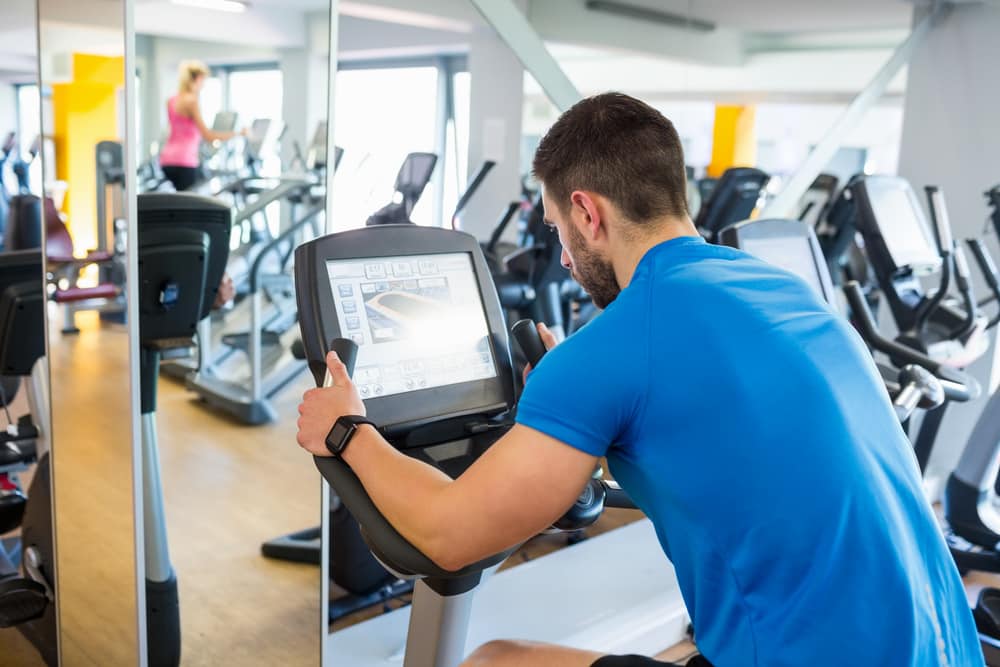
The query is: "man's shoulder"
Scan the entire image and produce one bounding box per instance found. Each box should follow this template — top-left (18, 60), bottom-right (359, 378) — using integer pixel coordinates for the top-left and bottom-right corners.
top-left (539, 289), bottom-right (652, 374)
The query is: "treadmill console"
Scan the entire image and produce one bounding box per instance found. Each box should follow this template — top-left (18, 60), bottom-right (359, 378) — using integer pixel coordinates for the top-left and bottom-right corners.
top-left (296, 225), bottom-right (515, 441)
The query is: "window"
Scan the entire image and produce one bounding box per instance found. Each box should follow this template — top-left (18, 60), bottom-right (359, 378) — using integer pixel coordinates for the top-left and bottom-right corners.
top-left (227, 69), bottom-right (283, 130)
top-left (332, 65), bottom-right (439, 229)
top-left (14, 84), bottom-right (42, 195)
top-left (224, 67), bottom-right (282, 177)
top-left (199, 75), bottom-right (223, 129)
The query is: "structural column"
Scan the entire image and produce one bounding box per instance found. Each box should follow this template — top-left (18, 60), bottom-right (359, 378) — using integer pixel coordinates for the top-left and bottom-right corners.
top-left (706, 105), bottom-right (756, 179)
top-left (464, 25), bottom-right (525, 241)
top-left (897, 3), bottom-right (1000, 491)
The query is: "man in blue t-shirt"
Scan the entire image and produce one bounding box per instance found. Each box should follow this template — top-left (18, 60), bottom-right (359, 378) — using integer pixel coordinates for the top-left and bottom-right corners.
top-left (296, 93), bottom-right (981, 666)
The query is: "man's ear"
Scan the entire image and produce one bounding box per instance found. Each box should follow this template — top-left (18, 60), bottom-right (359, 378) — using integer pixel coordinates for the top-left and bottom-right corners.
top-left (571, 190), bottom-right (604, 241)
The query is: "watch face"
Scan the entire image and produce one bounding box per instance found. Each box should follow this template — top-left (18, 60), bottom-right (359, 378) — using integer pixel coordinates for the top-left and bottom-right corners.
top-left (326, 421), bottom-right (353, 454)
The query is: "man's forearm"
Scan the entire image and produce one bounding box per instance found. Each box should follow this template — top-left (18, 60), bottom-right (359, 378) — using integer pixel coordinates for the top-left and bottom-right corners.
top-left (341, 425), bottom-right (458, 567)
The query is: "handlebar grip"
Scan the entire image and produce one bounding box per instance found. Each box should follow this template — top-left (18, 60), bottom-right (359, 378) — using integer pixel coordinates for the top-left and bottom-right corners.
top-left (511, 319), bottom-right (547, 367)
top-left (600, 479), bottom-right (638, 510)
top-left (328, 338), bottom-right (358, 379)
top-left (954, 242), bottom-right (972, 282)
top-left (897, 364), bottom-right (945, 411)
top-left (925, 186), bottom-right (954, 254)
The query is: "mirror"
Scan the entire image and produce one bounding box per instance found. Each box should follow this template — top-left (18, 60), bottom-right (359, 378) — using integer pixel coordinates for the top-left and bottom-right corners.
top-left (1, 0), bottom-right (145, 664)
top-left (0, 4), bottom-right (51, 664)
top-left (0, 0), bottom-right (103, 664)
top-left (132, 0), bottom-right (331, 662)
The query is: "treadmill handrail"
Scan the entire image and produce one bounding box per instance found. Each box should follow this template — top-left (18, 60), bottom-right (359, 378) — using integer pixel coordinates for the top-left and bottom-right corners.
top-left (232, 178), bottom-right (313, 226)
top-left (843, 281), bottom-right (979, 402)
top-left (451, 161), bottom-right (496, 229)
top-left (248, 205), bottom-right (324, 293)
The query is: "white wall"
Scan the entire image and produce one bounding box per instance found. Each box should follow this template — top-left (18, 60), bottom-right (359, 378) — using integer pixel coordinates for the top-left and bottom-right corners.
top-left (898, 3), bottom-right (1000, 492)
top-left (464, 27), bottom-right (525, 241)
top-left (337, 15), bottom-right (466, 61)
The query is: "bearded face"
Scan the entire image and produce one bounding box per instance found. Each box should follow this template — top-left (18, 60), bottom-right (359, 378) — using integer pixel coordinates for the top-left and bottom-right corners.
top-left (561, 214), bottom-right (621, 310)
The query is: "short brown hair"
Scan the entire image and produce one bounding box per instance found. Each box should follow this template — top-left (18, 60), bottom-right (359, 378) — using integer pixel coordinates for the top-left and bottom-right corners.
top-left (532, 92), bottom-right (688, 225)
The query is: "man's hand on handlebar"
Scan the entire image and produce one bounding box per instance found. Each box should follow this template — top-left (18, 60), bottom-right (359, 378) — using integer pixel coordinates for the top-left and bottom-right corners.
top-left (522, 322), bottom-right (559, 385)
top-left (296, 351), bottom-right (366, 457)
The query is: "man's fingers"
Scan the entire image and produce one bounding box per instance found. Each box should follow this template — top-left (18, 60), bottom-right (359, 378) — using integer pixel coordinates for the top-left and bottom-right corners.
top-left (537, 322), bottom-right (558, 351)
top-left (326, 351), bottom-right (352, 386)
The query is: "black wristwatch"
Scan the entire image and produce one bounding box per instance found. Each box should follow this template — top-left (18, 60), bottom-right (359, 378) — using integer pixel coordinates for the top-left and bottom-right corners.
top-left (325, 415), bottom-right (377, 457)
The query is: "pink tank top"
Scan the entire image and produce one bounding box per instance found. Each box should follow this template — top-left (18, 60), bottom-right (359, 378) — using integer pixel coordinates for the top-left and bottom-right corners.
top-left (159, 96), bottom-right (200, 168)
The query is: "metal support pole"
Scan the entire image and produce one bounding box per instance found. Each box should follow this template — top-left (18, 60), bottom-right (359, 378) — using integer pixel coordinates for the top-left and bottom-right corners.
top-left (760, 4), bottom-right (947, 218)
top-left (251, 290), bottom-right (263, 401)
top-left (27, 357), bottom-right (50, 459)
top-left (468, 0), bottom-right (582, 113)
top-left (142, 412), bottom-right (172, 583)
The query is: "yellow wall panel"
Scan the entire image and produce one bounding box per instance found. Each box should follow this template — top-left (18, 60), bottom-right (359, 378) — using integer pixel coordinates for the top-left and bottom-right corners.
top-left (50, 53), bottom-right (123, 255)
top-left (707, 105), bottom-right (757, 179)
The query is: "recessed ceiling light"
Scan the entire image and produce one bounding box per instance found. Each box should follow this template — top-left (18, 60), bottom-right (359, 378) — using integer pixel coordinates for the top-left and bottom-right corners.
top-left (170, 0), bottom-right (250, 13)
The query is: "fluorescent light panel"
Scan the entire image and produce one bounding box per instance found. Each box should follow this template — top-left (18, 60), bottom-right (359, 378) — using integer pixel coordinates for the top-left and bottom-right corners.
top-left (585, 0), bottom-right (716, 33)
top-left (171, 0), bottom-right (249, 13)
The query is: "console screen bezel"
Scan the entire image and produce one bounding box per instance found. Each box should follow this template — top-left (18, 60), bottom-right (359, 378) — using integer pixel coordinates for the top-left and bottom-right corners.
top-left (298, 225), bottom-right (514, 435)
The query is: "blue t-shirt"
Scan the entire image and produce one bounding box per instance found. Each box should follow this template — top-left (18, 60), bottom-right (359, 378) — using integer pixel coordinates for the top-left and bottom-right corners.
top-left (516, 236), bottom-right (981, 667)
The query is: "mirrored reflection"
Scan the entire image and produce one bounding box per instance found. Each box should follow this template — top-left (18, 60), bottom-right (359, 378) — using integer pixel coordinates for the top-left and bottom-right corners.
top-left (133, 0), bottom-right (330, 663)
top-left (20, 0), bottom-right (141, 665)
top-left (0, 6), bottom-right (51, 662)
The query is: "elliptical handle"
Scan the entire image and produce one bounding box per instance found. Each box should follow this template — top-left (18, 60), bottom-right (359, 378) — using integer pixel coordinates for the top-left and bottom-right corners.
top-left (968, 239), bottom-right (1000, 329)
top-left (926, 185), bottom-right (954, 256)
top-left (511, 319), bottom-right (547, 368)
top-left (327, 337), bottom-right (358, 381)
top-left (843, 281), bottom-right (978, 402)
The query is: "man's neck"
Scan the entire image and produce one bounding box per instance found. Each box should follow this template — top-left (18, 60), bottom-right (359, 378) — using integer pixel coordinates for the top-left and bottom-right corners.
top-left (614, 217), bottom-right (700, 290)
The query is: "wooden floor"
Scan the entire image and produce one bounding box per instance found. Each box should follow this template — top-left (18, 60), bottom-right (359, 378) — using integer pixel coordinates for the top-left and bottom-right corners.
top-left (2, 318), bottom-right (999, 666)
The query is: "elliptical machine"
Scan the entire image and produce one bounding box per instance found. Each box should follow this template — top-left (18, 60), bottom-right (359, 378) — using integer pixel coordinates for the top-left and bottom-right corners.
top-left (849, 175), bottom-right (1000, 577)
top-left (366, 152), bottom-right (438, 226)
top-left (693, 167), bottom-right (769, 242)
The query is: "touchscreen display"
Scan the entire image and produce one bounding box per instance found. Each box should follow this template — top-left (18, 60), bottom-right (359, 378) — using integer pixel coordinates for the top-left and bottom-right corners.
top-left (744, 236), bottom-right (827, 301)
top-left (325, 252), bottom-right (497, 399)
top-left (870, 185), bottom-right (939, 270)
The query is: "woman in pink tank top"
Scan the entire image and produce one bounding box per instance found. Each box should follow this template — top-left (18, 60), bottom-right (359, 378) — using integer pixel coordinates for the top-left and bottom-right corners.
top-left (160, 60), bottom-right (241, 191)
